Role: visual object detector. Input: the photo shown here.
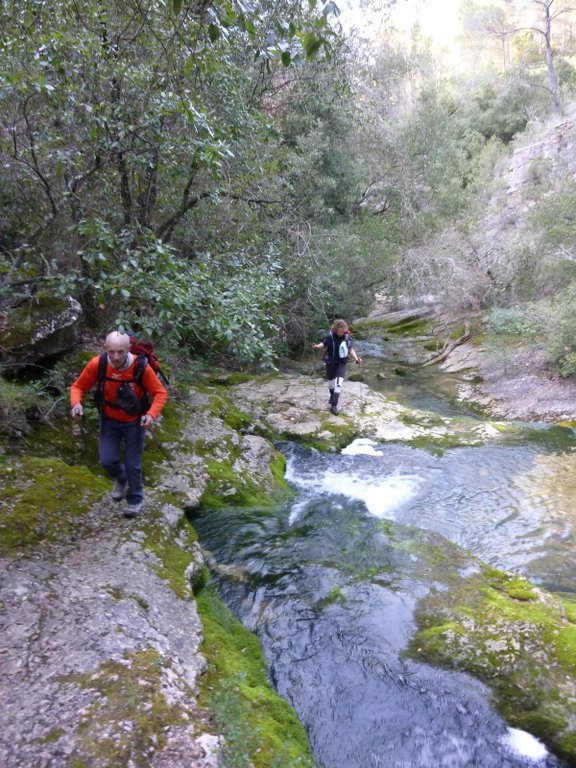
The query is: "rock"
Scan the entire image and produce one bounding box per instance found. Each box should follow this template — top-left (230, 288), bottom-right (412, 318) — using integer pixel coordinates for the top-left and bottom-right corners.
top-left (0, 524), bottom-right (206, 767)
top-left (439, 343), bottom-right (483, 374)
top-left (151, 730), bottom-right (221, 767)
top-left (184, 542), bottom-right (208, 593)
top-left (0, 294), bottom-right (82, 372)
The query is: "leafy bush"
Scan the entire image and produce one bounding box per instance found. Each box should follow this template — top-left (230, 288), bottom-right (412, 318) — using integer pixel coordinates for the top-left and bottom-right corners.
top-left (538, 285), bottom-right (576, 377)
top-left (0, 376), bottom-right (37, 437)
top-left (485, 307), bottom-right (532, 336)
top-left (49, 229), bottom-right (285, 367)
top-left (280, 215), bottom-right (399, 352)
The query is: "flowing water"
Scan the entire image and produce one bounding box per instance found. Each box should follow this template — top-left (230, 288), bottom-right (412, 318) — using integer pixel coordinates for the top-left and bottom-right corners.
top-left (194, 339), bottom-right (576, 768)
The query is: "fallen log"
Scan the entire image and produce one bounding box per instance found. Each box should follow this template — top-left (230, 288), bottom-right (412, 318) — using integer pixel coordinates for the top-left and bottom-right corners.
top-left (422, 325), bottom-right (471, 368)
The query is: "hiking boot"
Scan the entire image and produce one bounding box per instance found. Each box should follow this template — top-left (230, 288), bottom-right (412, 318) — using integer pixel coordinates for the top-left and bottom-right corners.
top-left (330, 404), bottom-right (338, 415)
top-left (111, 479), bottom-right (129, 501)
top-left (123, 503), bottom-right (142, 519)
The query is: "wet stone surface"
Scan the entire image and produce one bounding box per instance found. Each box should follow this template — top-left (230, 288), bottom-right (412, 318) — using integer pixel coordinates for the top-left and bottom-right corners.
top-left (0, 515), bottom-right (208, 767)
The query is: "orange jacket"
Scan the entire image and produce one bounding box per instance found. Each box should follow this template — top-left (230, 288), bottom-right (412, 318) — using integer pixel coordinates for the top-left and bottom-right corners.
top-left (70, 354), bottom-right (168, 422)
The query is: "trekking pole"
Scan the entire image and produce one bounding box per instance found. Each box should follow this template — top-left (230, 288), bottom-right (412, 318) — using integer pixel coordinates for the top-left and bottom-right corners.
top-left (355, 359), bottom-right (363, 413)
top-left (312, 347), bottom-right (318, 408)
top-left (79, 417), bottom-right (89, 453)
top-left (72, 407), bottom-right (89, 454)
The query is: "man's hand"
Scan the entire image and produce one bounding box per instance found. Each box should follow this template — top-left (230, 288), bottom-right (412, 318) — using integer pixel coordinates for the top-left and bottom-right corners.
top-left (71, 404), bottom-right (83, 421)
top-left (140, 414), bottom-right (154, 429)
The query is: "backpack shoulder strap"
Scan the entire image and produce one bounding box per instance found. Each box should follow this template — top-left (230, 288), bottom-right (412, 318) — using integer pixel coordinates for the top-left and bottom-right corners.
top-left (134, 354), bottom-right (148, 385)
top-left (97, 352), bottom-right (107, 381)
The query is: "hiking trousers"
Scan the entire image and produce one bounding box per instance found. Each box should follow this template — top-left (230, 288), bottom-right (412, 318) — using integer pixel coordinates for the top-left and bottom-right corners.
top-left (99, 414), bottom-right (145, 505)
top-left (325, 360), bottom-right (348, 394)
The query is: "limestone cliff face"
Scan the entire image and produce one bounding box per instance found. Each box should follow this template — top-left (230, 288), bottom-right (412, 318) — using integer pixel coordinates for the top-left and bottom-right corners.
top-left (484, 100), bottom-right (576, 244)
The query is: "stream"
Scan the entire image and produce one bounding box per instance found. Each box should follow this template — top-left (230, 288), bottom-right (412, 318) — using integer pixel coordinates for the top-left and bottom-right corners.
top-left (194, 339), bottom-right (576, 768)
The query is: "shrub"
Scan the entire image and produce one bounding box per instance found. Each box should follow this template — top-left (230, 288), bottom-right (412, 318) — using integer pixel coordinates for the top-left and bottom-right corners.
top-left (539, 285), bottom-right (576, 377)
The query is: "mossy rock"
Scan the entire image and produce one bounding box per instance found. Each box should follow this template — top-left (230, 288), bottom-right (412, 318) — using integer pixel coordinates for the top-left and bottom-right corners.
top-left (409, 563), bottom-right (576, 764)
top-left (0, 293), bottom-right (82, 369)
top-left (197, 585), bottom-right (315, 768)
top-left (201, 450), bottom-right (290, 509)
top-left (0, 455), bottom-right (109, 553)
top-left (63, 648), bottom-right (196, 766)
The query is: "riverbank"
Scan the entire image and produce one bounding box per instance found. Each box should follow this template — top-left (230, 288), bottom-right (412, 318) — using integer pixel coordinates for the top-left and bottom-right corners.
top-left (353, 304), bottom-right (576, 424)
top-left (2, 363), bottom-right (576, 767)
top-left (0, 386), bottom-right (314, 768)
top-left (458, 343), bottom-right (576, 423)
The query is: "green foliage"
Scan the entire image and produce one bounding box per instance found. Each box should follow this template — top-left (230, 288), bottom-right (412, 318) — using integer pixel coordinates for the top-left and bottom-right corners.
top-left (279, 215), bottom-right (399, 351)
top-left (53, 234), bottom-right (285, 366)
top-left (380, 84), bottom-right (491, 244)
top-left (485, 306), bottom-right (533, 337)
top-left (275, 53), bottom-right (361, 221)
top-left (538, 284), bottom-right (576, 377)
top-left (0, 358), bottom-right (77, 438)
top-left (528, 170), bottom-right (576, 258)
top-left (0, 376), bottom-right (38, 438)
top-left (462, 75), bottom-right (548, 145)
top-left (0, 0), bottom-right (341, 366)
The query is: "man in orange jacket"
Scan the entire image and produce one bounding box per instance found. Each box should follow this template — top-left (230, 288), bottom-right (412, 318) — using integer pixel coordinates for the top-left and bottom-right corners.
top-left (70, 331), bottom-right (168, 518)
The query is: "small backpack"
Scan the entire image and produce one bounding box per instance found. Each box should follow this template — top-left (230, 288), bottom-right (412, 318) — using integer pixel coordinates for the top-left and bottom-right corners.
top-left (128, 337), bottom-right (170, 388)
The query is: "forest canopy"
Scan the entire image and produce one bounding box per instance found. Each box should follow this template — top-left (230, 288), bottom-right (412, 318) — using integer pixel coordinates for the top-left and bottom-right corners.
top-left (2, 0), bottom-right (576, 371)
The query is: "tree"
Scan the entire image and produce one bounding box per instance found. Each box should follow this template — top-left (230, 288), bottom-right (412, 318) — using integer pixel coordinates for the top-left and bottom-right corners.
top-left (520, 0), bottom-right (566, 114)
top-left (0, 0), bottom-right (341, 360)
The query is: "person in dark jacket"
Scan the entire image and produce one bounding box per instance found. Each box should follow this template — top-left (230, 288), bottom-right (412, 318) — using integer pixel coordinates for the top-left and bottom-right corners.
top-left (313, 319), bottom-right (361, 414)
top-left (70, 331), bottom-right (168, 518)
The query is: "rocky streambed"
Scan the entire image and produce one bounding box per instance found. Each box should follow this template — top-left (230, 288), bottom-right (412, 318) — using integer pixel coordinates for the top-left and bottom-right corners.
top-left (2, 350), bottom-right (576, 767)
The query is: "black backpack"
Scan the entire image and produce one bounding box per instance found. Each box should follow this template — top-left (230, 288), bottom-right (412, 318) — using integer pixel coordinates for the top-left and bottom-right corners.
top-left (94, 353), bottom-right (151, 416)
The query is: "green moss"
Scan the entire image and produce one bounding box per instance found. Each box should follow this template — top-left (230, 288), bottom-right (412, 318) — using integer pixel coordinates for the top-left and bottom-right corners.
top-left (558, 594), bottom-right (576, 623)
top-left (63, 649), bottom-right (194, 767)
top-left (406, 435), bottom-right (456, 455)
top-left (408, 560), bottom-right (576, 764)
top-left (270, 452), bottom-right (289, 491)
top-left (202, 460), bottom-right (266, 508)
top-left (207, 371), bottom-right (270, 386)
top-left (316, 586), bottom-right (347, 610)
top-left (0, 456), bottom-right (109, 553)
top-left (399, 409), bottom-right (446, 428)
top-left (41, 728), bottom-right (66, 744)
top-left (23, 415), bottom-right (100, 467)
top-left (141, 515), bottom-right (198, 599)
top-left (196, 585), bottom-right (314, 768)
top-left (206, 392), bottom-right (253, 432)
top-left (201, 448), bottom-right (290, 510)
top-left (554, 623), bottom-right (576, 666)
top-left (104, 585), bottom-right (150, 611)
top-left (485, 569), bottom-right (538, 601)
